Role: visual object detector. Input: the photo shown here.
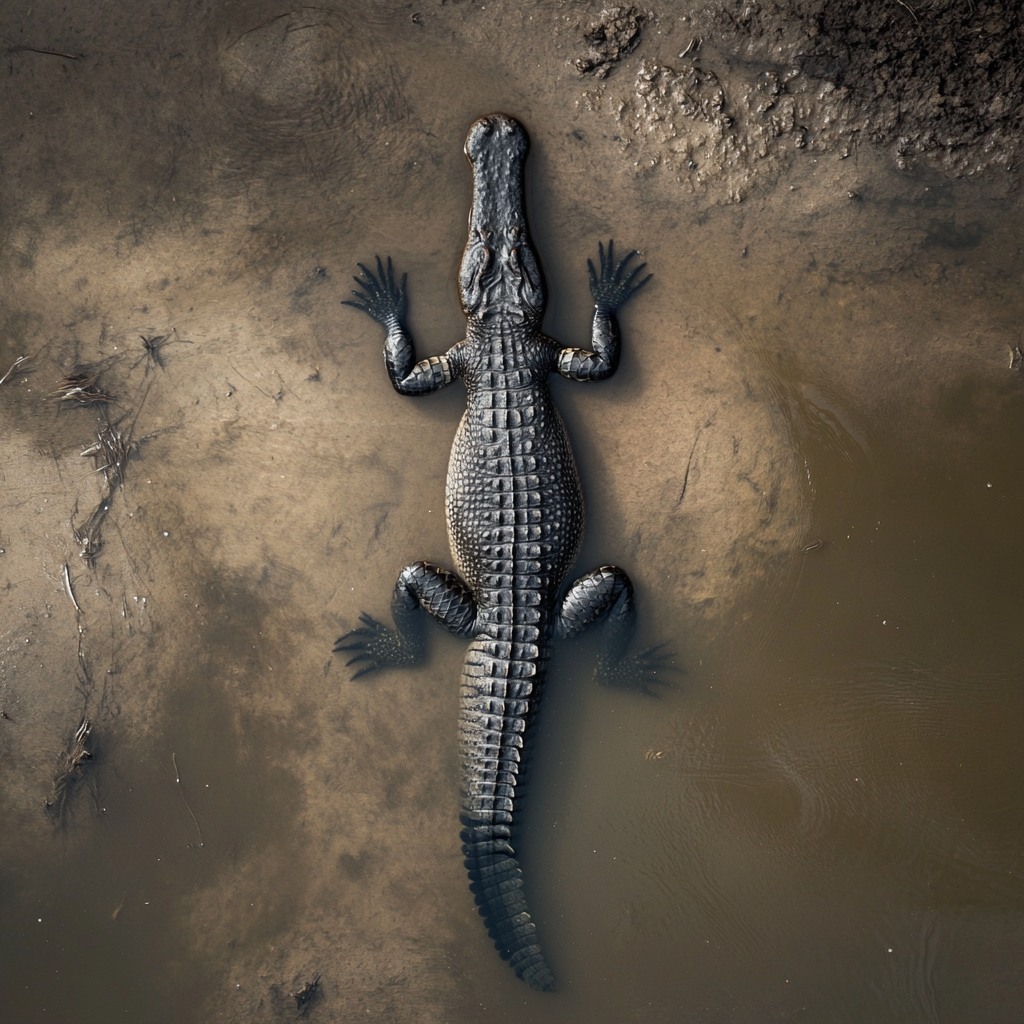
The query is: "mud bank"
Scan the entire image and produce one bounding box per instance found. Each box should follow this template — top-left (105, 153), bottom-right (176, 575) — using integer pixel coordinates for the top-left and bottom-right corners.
top-left (573, 1), bottom-right (1024, 202)
top-left (1, 2), bottom-right (1022, 1022)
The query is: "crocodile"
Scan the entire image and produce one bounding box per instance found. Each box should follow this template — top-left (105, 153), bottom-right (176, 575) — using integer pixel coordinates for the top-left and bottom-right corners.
top-left (334, 113), bottom-right (668, 992)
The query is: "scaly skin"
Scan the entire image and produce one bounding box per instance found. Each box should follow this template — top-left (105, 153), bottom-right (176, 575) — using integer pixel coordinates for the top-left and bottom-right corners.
top-left (335, 114), bottom-right (672, 992)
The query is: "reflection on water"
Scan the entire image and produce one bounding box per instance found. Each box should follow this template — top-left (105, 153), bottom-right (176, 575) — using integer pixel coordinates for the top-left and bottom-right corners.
top-left (513, 379), bottom-right (1023, 1024)
top-left (1, 4), bottom-right (1022, 1021)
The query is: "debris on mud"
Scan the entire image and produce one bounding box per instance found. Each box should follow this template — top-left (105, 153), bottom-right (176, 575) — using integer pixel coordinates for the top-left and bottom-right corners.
top-left (572, 6), bottom-right (645, 77)
top-left (74, 421), bottom-right (135, 562)
top-left (61, 562), bottom-right (81, 612)
top-left (45, 719), bottom-right (93, 822)
top-left (0, 354), bottom-right (30, 386)
top-left (81, 421), bottom-right (133, 492)
top-left (135, 329), bottom-right (191, 372)
top-left (73, 397), bottom-right (163, 565)
top-left (289, 973), bottom-right (321, 1015)
top-left (51, 370), bottom-right (115, 406)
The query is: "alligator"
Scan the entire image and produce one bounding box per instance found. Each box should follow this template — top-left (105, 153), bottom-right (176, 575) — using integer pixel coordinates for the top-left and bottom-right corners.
top-left (334, 113), bottom-right (668, 992)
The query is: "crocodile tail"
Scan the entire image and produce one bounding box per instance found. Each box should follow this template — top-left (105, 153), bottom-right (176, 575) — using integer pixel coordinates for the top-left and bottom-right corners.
top-left (458, 638), bottom-right (555, 991)
top-left (460, 817), bottom-right (555, 992)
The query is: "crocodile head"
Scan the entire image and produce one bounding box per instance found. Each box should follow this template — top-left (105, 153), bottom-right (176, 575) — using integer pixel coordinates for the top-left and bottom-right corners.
top-left (460, 114), bottom-right (545, 322)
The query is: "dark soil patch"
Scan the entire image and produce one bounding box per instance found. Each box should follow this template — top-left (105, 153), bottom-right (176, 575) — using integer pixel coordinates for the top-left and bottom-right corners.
top-left (724, 0), bottom-right (1024, 174)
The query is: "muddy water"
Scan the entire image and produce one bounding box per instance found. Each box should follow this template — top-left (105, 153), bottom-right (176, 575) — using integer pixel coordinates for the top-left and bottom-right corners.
top-left (1, 2), bottom-right (1023, 1022)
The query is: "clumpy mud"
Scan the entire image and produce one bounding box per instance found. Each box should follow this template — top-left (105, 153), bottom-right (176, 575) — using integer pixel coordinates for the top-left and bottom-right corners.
top-left (572, 5), bottom-right (647, 77)
top-left (1, 2), bottom-right (1022, 1022)
top-left (771, 0), bottom-right (1024, 173)
top-left (580, 0), bottom-right (1024, 201)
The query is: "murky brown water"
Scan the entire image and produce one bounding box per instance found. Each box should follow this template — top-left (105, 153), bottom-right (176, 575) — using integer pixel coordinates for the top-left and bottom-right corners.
top-left (1, 2), bottom-right (1022, 1022)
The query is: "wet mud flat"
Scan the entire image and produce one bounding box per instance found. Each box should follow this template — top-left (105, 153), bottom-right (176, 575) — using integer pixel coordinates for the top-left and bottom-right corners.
top-left (1, 1), bottom-right (1022, 1021)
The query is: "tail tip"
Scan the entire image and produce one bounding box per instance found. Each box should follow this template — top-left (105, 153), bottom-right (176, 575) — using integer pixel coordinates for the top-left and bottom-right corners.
top-left (522, 963), bottom-right (556, 992)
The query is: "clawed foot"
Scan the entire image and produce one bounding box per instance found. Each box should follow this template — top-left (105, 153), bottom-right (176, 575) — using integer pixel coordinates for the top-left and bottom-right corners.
top-left (594, 642), bottom-right (681, 698)
top-left (341, 255), bottom-right (407, 328)
top-left (588, 239), bottom-right (652, 313)
top-left (333, 613), bottom-right (423, 680)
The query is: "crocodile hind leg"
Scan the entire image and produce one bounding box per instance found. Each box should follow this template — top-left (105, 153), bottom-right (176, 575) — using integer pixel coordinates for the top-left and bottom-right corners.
top-left (554, 565), bottom-right (675, 695)
top-left (333, 561), bottom-right (476, 679)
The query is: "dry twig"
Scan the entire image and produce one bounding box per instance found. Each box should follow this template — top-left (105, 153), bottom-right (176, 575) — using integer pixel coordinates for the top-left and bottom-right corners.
top-left (0, 354), bottom-right (29, 386)
top-left (172, 752), bottom-right (205, 848)
top-left (74, 423), bottom-right (133, 561)
top-left (133, 329), bottom-right (191, 372)
top-left (61, 563), bottom-right (81, 612)
top-left (51, 371), bottom-right (115, 406)
top-left (6, 43), bottom-right (83, 59)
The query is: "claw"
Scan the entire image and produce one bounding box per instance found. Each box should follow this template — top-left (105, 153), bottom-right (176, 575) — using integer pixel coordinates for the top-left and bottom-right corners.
top-left (642, 647), bottom-right (684, 679)
top-left (622, 261), bottom-right (648, 288)
top-left (331, 609), bottom-right (422, 679)
top-left (643, 659), bottom-right (676, 674)
top-left (333, 628), bottom-right (372, 647)
top-left (590, 238), bottom-right (652, 311)
top-left (632, 273), bottom-right (653, 295)
top-left (343, 256), bottom-right (407, 327)
top-left (334, 614), bottom-right (383, 650)
top-left (643, 674), bottom-right (675, 687)
top-left (613, 249), bottom-right (639, 279)
top-left (638, 642), bottom-right (668, 658)
top-left (650, 654), bottom-right (685, 671)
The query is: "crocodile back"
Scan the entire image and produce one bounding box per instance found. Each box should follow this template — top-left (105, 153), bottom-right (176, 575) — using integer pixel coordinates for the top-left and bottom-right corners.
top-left (447, 322), bottom-right (584, 602)
top-left (447, 318), bottom-right (582, 990)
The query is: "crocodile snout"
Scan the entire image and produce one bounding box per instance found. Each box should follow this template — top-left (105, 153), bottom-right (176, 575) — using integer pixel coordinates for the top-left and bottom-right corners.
top-left (465, 114), bottom-right (528, 163)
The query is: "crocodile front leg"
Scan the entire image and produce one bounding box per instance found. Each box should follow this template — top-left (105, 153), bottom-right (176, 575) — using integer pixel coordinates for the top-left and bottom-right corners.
top-left (334, 561), bottom-right (476, 679)
top-left (343, 255), bottom-right (464, 395)
top-left (554, 239), bottom-right (652, 382)
top-left (554, 565), bottom-right (674, 696)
